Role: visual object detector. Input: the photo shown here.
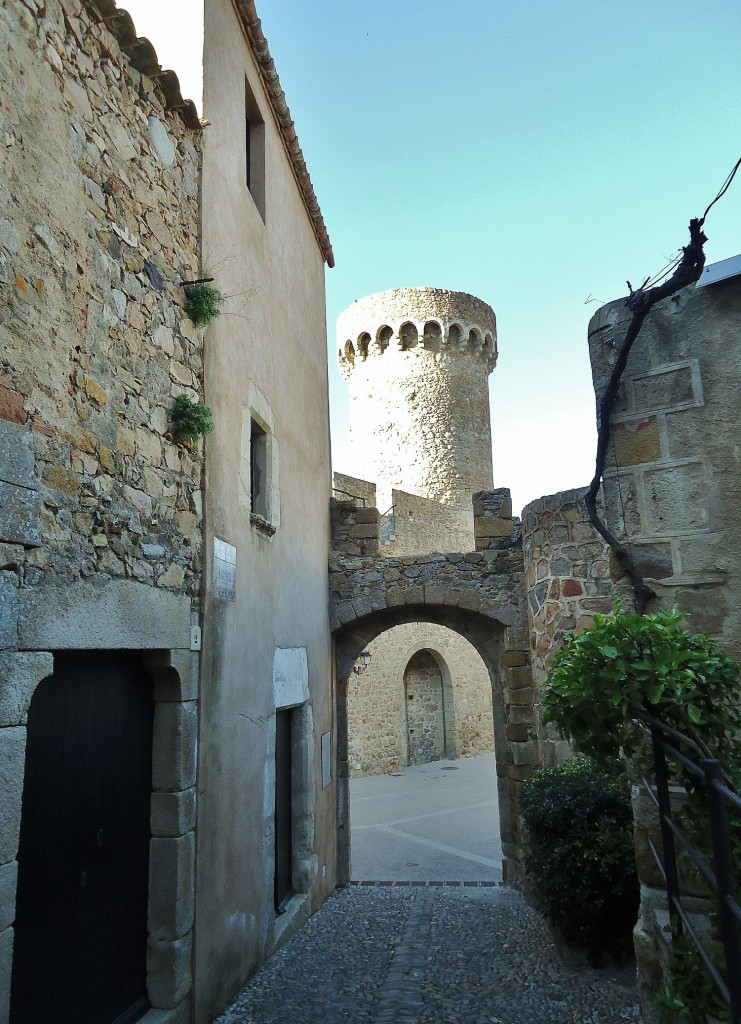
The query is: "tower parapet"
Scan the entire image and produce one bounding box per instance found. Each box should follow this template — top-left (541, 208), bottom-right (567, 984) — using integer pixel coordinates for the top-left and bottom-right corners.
top-left (338, 288), bottom-right (497, 548)
top-left (337, 287), bottom-right (497, 378)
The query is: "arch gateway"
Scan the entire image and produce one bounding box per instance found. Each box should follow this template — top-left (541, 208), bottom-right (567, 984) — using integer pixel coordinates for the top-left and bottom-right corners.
top-left (330, 489), bottom-right (533, 882)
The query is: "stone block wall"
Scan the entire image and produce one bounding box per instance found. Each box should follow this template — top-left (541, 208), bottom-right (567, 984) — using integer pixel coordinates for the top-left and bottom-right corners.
top-left (521, 488), bottom-right (629, 766)
top-left (588, 280), bottom-right (741, 658)
top-left (330, 498), bottom-right (380, 556)
top-left (0, 1), bottom-right (204, 1019)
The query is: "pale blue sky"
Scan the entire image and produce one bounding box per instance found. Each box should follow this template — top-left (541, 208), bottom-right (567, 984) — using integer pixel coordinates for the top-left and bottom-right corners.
top-left (125, 0), bottom-right (741, 514)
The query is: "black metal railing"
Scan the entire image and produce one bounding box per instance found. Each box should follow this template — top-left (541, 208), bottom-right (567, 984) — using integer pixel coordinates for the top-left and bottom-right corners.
top-left (640, 723), bottom-right (741, 1023)
top-left (332, 487), bottom-right (367, 507)
top-left (379, 505), bottom-right (395, 546)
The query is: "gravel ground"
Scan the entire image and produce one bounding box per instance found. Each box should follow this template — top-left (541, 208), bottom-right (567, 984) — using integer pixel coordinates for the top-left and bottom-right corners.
top-left (216, 885), bottom-right (641, 1024)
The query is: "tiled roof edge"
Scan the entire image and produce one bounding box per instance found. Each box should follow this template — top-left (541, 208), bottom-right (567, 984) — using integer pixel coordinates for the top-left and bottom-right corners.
top-left (88, 0), bottom-right (202, 130)
top-left (236, 0), bottom-right (335, 268)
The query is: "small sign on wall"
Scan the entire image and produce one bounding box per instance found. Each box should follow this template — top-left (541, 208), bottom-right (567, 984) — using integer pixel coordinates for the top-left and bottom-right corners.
top-left (321, 732), bottom-right (332, 789)
top-left (213, 538), bottom-right (237, 601)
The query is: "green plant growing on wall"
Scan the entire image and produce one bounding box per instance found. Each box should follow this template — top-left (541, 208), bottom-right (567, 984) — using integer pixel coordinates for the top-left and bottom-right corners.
top-left (170, 395), bottom-right (213, 445)
top-left (183, 281), bottom-right (223, 327)
top-left (520, 758), bottom-right (638, 958)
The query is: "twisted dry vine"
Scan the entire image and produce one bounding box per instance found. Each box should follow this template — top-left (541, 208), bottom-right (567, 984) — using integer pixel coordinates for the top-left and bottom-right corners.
top-left (584, 217), bottom-right (708, 612)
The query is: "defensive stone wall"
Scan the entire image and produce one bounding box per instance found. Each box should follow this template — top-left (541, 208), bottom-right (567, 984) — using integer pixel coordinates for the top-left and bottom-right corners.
top-left (382, 488), bottom-right (473, 556)
top-left (337, 289), bottom-right (496, 542)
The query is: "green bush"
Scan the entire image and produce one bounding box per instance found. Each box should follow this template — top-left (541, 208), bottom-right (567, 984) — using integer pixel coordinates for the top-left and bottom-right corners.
top-left (520, 758), bottom-right (638, 957)
top-left (183, 282), bottom-right (222, 327)
top-left (169, 395), bottom-right (213, 444)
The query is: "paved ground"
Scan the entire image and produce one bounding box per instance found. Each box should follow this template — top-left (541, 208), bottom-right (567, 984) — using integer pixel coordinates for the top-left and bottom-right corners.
top-left (349, 753), bottom-right (502, 882)
top-left (217, 755), bottom-right (641, 1024)
top-left (216, 886), bottom-right (641, 1024)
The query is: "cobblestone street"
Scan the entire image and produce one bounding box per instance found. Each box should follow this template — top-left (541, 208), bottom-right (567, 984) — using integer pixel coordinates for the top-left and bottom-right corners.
top-left (216, 885), bottom-right (640, 1024)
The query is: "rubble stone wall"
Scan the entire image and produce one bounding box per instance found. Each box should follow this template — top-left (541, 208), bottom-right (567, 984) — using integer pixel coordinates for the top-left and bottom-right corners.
top-left (0, 1), bottom-right (203, 1020)
top-left (346, 621), bottom-right (495, 776)
top-left (521, 488), bottom-right (629, 766)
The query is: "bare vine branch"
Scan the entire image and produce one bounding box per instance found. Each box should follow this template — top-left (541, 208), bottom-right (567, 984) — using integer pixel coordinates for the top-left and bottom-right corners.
top-left (584, 218), bottom-right (708, 612)
top-left (584, 157), bottom-right (741, 612)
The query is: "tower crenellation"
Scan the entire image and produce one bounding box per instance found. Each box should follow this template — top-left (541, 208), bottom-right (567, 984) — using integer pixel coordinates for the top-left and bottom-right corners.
top-left (337, 287), bottom-right (497, 378)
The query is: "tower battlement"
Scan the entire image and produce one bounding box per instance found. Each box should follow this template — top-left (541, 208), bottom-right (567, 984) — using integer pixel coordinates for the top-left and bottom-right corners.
top-left (338, 287), bottom-right (496, 538)
top-left (337, 287), bottom-right (497, 379)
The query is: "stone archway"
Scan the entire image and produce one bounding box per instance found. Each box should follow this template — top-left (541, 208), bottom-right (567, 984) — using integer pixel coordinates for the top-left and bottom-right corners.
top-left (334, 601), bottom-right (533, 885)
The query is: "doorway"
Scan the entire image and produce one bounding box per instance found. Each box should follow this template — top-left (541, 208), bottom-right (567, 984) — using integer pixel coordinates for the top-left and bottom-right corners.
top-left (10, 651), bottom-right (154, 1024)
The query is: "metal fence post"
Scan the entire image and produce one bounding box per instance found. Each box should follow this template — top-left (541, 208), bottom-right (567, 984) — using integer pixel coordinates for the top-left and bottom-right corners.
top-left (703, 759), bottom-right (741, 1024)
top-left (651, 727), bottom-right (683, 928)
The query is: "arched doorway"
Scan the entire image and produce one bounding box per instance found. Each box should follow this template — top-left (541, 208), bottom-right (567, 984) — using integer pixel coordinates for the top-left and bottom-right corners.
top-left (335, 602), bottom-right (527, 883)
top-left (403, 648), bottom-right (449, 766)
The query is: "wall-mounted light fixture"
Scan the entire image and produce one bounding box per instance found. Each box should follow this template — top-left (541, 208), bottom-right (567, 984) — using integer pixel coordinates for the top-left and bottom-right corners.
top-left (353, 651), bottom-right (372, 676)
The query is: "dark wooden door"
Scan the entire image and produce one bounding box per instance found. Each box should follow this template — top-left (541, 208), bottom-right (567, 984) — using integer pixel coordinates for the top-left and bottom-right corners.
top-left (10, 651), bottom-right (154, 1024)
top-left (274, 708), bottom-right (293, 912)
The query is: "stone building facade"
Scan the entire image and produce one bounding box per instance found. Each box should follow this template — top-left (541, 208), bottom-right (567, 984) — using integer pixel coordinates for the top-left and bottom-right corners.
top-left (0, 2), bottom-right (336, 1024)
top-left (0, 2), bottom-right (204, 1021)
top-left (195, 2), bottom-right (335, 1020)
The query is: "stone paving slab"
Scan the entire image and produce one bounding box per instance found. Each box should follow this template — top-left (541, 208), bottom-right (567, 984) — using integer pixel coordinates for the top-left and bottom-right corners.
top-left (216, 886), bottom-right (641, 1024)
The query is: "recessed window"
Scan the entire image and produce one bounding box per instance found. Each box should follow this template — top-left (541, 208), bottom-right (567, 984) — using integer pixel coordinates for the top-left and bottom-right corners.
top-left (250, 417), bottom-right (268, 520)
top-left (245, 78), bottom-right (266, 220)
top-left (239, 385), bottom-right (280, 535)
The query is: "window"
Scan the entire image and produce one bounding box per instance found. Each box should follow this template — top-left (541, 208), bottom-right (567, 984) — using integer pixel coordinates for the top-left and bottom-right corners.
top-left (250, 417), bottom-right (268, 519)
top-left (239, 384), bottom-right (280, 534)
top-left (245, 78), bottom-right (266, 220)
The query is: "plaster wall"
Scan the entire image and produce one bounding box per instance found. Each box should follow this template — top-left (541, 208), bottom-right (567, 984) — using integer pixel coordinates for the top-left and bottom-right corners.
top-left (196, 1), bottom-right (334, 1019)
top-left (347, 622), bottom-right (495, 776)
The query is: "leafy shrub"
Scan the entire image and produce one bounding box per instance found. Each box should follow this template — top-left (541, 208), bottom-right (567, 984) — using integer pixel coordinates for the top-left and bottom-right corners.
top-left (183, 282), bottom-right (222, 327)
top-left (520, 757), bottom-right (638, 956)
top-left (170, 395), bottom-right (213, 444)
top-left (542, 605), bottom-right (741, 778)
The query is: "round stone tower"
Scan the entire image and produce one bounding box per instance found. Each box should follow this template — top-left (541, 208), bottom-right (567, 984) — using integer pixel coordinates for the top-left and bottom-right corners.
top-left (338, 287), bottom-right (497, 549)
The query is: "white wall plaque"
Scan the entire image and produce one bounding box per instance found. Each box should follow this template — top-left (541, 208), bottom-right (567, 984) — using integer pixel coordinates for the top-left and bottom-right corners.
top-left (273, 647), bottom-right (309, 709)
top-left (213, 537), bottom-right (237, 601)
top-left (321, 732), bottom-right (332, 789)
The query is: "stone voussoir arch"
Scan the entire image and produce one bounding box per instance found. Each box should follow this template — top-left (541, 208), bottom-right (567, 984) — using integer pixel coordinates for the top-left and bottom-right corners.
top-left (331, 559), bottom-right (535, 883)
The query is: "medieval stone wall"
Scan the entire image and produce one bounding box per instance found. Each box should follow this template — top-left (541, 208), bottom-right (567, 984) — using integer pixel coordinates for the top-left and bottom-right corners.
top-left (0, 1), bottom-right (203, 1019)
top-left (346, 622), bottom-right (495, 776)
top-left (337, 288), bottom-right (496, 547)
top-left (520, 488), bottom-right (629, 766)
top-left (588, 280), bottom-right (741, 659)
